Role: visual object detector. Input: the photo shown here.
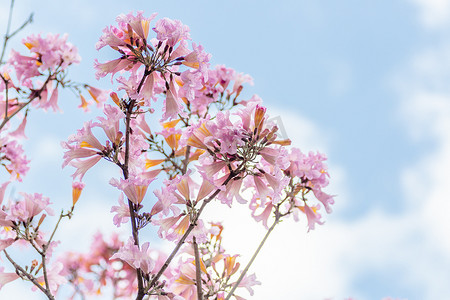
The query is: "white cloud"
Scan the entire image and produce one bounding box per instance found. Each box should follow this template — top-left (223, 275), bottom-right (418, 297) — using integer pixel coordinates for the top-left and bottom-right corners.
top-left (393, 37), bottom-right (450, 299)
top-left (409, 0), bottom-right (450, 29)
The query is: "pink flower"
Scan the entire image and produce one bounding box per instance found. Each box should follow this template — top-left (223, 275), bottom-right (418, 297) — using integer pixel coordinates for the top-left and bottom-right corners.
top-left (253, 175), bottom-right (272, 205)
top-left (94, 58), bottom-right (133, 80)
top-left (7, 192), bottom-right (53, 222)
top-left (217, 178), bottom-right (246, 206)
top-left (232, 72), bottom-right (253, 95)
top-left (0, 267), bottom-right (19, 289)
top-left (69, 155), bottom-right (102, 181)
top-left (110, 238), bottom-right (155, 274)
top-left (86, 85), bottom-right (108, 107)
top-left (312, 189), bottom-right (335, 214)
top-left (163, 80), bottom-right (185, 120)
top-left (0, 181), bottom-right (9, 206)
top-left (180, 70), bottom-right (203, 101)
top-left (182, 43), bottom-right (211, 78)
top-left (9, 33), bottom-right (79, 86)
top-left (35, 81), bottom-right (60, 112)
top-left (9, 114), bottom-right (28, 139)
top-left (8, 50), bottom-right (40, 84)
top-left (110, 175), bottom-right (154, 205)
top-left (0, 238), bottom-right (16, 251)
top-left (22, 33), bottom-right (80, 70)
top-left (153, 18), bottom-right (190, 46)
top-left (301, 204), bottom-right (324, 232)
top-left (62, 120), bottom-right (106, 180)
top-left (152, 214), bottom-right (184, 239)
top-left (0, 136), bottom-right (30, 181)
top-left (236, 272), bottom-right (261, 296)
top-left (94, 104), bottom-right (124, 144)
top-left (251, 202), bottom-right (273, 229)
top-left (0, 210), bottom-right (13, 227)
top-left (95, 25), bottom-right (127, 50)
top-left (111, 194), bottom-right (130, 226)
top-left (116, 11), bottom-right (158, 40)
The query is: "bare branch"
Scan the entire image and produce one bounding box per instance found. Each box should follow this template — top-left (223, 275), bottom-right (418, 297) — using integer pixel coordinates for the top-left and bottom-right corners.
top-left (3, 250), bottom-right (55, 300)
top-left (0, 0), bottom-right (33, 64)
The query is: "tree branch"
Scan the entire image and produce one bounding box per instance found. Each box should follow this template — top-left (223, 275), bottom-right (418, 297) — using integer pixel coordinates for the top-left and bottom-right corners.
top-left (193, 236), bottom-right (203, 300)
top-left (3, 250), bottom-right (55, 300)
top-left (121, 99), bottom-right (145, 300)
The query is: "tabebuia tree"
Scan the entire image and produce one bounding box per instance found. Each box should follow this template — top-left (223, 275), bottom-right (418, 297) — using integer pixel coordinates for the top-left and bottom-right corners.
top-left (0, 3), bottom-right (334, 299)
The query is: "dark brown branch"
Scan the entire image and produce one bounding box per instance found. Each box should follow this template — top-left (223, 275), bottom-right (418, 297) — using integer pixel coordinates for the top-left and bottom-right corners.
top-left (121, 99), bottom-right (145, 300)
top-left (193, 236), bottom-right (203, 300)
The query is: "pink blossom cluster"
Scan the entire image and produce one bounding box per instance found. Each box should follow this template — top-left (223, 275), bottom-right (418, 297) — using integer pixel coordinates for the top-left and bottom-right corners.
top-left (95, 11), bottom-right (212, 120)
top-left (0, 32), bottom-right (99, 297)
top-left (1, 9), bottom-right (336, 300)
top-left (58, 225), bottom-right (259, 300)
top-left (0, 187), bottom-right (69, 294)
top-left (9, 33), bottom-right (80, 85)
top-left (0, 31), bottom-right (106, 183)
top-left (5, 33), bottom-right (83, 112)
top-left (0, 135), bottom-right (29, 180)
top-left (59, 11), bottom-right (335, 299)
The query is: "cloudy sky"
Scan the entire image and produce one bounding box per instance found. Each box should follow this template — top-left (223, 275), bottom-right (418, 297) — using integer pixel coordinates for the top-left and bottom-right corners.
top-left (1, 0), bottom-right (450, 299)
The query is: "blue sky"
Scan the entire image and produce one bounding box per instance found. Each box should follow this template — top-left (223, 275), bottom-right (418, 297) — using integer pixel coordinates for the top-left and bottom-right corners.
top-left (1, 0), bottom-right (450, 299)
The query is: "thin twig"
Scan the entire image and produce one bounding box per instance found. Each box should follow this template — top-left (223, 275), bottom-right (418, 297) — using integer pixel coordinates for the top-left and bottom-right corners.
top-left (0, 0), bottom-right (33, 64)
top-left (182, 145), bottom-right (191, 174)
top-left (224, 211), bottom-right (281, 300)
top-left (8, 13), bottom-right (33, 40)
top-left (0, 0), bottom-right (15, 64)
top-left (45, 209), bottom-right (66, 248)
top-left (41, 254), bottom-right (51, 298)
top-left (3, 250), bottom-right (55, 300)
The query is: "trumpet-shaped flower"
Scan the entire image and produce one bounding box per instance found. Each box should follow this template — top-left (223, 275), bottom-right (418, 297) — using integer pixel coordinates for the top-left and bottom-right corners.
top-left (110, 238), bottom-right (155, 274)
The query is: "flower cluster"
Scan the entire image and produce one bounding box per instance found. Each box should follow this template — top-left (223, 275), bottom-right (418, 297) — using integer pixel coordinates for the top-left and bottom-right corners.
top-left (0, 135), bottom-right (29, 181)
top-left (0, 32), bottom-right (94, 295)
top-left (1, 10), bottom-right (335, 300)
top-left (95, 11), bottom-right (211, 120)
top-left (9, 33), bottom-right (80, 86)
top-left (0, 188), bottom-right (69, 294)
